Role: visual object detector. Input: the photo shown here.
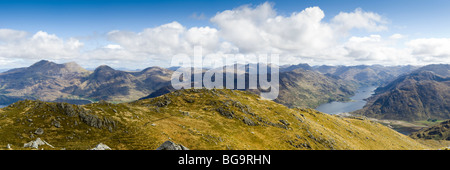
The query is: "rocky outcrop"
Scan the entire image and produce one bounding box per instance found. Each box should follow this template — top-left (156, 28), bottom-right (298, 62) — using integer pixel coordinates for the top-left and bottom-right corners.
top-left (90, 143), bottom-right (112, 150)
top-left (23, 138), bottom-right (54, 149)
top-left (156, 141), bottom-right (189, 150)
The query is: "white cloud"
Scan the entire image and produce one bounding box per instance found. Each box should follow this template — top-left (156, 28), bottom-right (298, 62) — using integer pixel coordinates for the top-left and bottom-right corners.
top-left (0, 2), bottom-right (448, 69)
top-left (0, 29), bottom-right (28, 42)
top-left (106, 21), bottom-right (237, 66)
top-left (210, 3), bottom-right (336, 55)
top-left (103, 44), bottom-right (122, 49)
top-left (0, 30), bottom-right (83, 67)
top-left (331, 8), bottom-right (388, 33)
top-left (209, 2), bottom-right (393, 62)
top-left (340, 35), bottom-right (411, 65)
top-left (389, 33), bottom-right (405, 40)
top-left (406, 38), bottom-right (450, 63)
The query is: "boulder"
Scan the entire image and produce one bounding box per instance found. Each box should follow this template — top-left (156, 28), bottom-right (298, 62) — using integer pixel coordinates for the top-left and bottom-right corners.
top-left (156, 141), bottom-right (189, 150)
top-left (90, 143), bottom-right (111, 150)
top-left (34, 128), bottom-right (44, 135)
top-left (23, 138), bottom-right (54, 149)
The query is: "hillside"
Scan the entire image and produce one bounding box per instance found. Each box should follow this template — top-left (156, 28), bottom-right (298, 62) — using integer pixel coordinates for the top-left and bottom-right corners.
top-left (410, 120), bottom-right (450, 140)
top-left (274, 68), bottom-right (357, 108)
top-left (0, 89), bottom-right (431, 150)
top-left (0, 60), bottom-right (173, 104)
top-left (353, 64), bottom-right (450, 121)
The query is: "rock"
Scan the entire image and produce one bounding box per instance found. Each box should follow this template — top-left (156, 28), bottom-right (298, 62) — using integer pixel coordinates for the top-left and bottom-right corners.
top-left (52, 120), bottom-right (61, 128)
top-left (34, 128), bottom-right (44, 135)
top-left (90, 143), bottom-right (111, 150)
top-left (279, 119), bottom-right (290, 126)
top-left (216, 107), bottom-right (234, 119)
top-left (156, 141), bottom-right (189, 150)
top-left (243, 117), bottom-right (256, 126)
top-left (23, 138), bottom-right (54, 149)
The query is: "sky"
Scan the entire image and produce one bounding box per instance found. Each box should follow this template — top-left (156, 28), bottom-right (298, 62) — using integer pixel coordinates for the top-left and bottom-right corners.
top-left (0, 0), bottom-right (449, 69)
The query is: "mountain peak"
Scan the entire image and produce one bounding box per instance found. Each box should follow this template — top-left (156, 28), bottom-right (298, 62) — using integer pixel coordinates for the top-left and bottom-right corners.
top-left (94, 65), bottom-right (116, 73)
top-left (29, 60), bottom-right (56, 68)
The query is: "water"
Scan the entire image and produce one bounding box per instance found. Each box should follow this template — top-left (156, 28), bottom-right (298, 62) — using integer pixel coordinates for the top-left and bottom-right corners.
top-left (0, 105), bottom-right (6, 108)
top-left (315, 86), bottom-right (377, 115)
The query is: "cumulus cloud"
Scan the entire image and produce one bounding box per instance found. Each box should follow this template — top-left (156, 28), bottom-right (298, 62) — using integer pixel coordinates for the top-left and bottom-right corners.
top-left (331, 8), bottom-right (388, 33)
top-left (0, 2), bottom-right (448, 69)
top-left (0, 30), bottom-right (83, 67)
top-left (389, 33), bottom-right (405, 40)
top-left (208, 2), bottom-right (396, 64)
top-left (0, 29), bottom-right (28, 42)
top-left (210, 3), bottom-right (335, 55)
top-left (406, 38), bottom-right (450, 63)
top-left (106, 21), bottom-right (238, 67)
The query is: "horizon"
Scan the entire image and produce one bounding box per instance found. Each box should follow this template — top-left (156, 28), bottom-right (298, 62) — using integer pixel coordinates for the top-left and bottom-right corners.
top-left (0, 59), bottom-right (436, 73)
top-left (0, 0), bottom-right (449, 69)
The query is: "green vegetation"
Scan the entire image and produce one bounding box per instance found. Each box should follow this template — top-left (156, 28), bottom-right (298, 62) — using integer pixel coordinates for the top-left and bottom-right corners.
top-left (0, 89), bottom-right (436, 150)
top-left (410, 120), bottom-right (450, 141)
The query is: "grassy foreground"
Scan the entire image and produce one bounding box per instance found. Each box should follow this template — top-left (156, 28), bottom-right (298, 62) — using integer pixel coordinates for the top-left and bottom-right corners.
top-left (0, 89), bottom-right (437, 150)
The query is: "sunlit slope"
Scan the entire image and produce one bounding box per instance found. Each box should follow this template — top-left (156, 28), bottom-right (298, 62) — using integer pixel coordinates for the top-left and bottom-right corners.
top-left (0, 89), bottom-right (429, 150)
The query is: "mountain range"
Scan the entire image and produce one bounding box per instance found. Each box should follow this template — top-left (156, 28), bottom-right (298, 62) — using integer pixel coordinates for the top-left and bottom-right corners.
top-left (0, 60), bottom-right (173, 104)
top-left (142, 66), bottom-right (358, 108)
top-left (0, 60), bottom-right (429, 110)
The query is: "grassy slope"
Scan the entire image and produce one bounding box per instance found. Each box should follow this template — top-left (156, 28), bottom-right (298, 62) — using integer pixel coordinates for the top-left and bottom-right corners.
top-left (0, 89), bottom-right (431, 150)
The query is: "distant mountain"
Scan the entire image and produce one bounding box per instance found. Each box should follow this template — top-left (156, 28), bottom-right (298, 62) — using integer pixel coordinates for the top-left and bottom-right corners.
top-left (279, 63), bottom-right (312, 72)
top-left (313, 65), bottom-right (419, 86)
top-left (275, 68), bottom-right (357, 108)
top-left (0, 89), bottom-right (432, 150)
top-left (0, 60), bottom-right (90, 102)
top-left (410, 120), bottom-right (450, 140)
top-left (0, 60), bottom-right (173, 104)
top-left (353, 64), bottom-right (450, 121)
top-left (142, 66), bottom-right (357, 108)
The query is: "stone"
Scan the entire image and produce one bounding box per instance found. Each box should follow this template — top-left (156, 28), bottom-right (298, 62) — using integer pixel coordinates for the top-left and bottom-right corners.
top-left (243, 117), bottom-right (256, 126)
top-left (90, 143), bottom-right (112, 150)
top-left (52, 120), bottom-right (61, 128)
top-left (23, 138), bottom-right (54, 149)
top-left (34, 128), bottom-right (44, 135)
top-left (216, 107), bottom-right (234, 119)
top-left (156, 141), bottom-right (189, 150)
top-left (279, 120), bottom-right (290, 126)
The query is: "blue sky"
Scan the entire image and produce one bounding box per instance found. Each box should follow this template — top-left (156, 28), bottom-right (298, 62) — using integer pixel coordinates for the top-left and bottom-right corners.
top-left (0, 0), bottom-right (449, 68)
top-left (1, 0), bottom-right (450, 38)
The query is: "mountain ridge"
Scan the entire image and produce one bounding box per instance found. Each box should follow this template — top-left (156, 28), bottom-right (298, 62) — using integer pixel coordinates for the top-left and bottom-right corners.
top-left (0, 88), bottom-right (434, 150)
top-left (0, 60), bottom-right (173, 104)
top-left (353, 64), bottom-right (450, 122)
